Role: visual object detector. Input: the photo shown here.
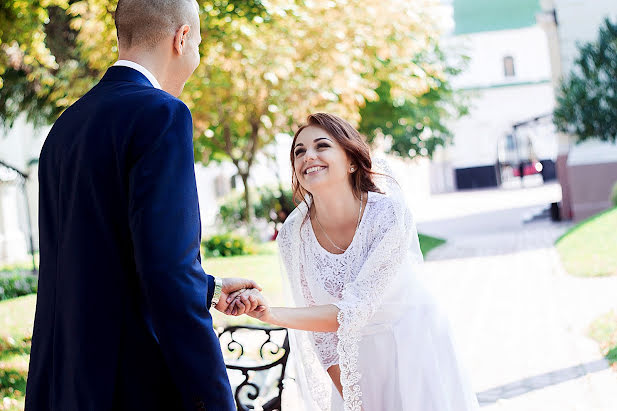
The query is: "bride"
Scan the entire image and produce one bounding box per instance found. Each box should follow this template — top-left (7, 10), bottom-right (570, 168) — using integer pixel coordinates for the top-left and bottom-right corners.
top-left (227, 113), bottom-right (479, 411)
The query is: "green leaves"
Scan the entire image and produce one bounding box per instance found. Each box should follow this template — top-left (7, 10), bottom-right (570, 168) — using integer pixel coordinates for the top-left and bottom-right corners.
top-left (554, 18), bottom-right (617, 143)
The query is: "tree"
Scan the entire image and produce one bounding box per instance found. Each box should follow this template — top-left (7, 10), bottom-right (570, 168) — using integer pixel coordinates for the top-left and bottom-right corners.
top-left (0, 0), bottom-right (72, 127)
top-left (358, 43), bottom-right (468, 159)
top-left (554, 18), bottom-right (617, 143)
top-left (0, 0), bottom-right (267, 128)
top-left (191, 0), bottom-right (451, 221)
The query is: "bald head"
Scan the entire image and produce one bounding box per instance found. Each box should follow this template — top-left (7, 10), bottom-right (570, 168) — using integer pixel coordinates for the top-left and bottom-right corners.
top-left (115, 0), bottom-right (199, 50)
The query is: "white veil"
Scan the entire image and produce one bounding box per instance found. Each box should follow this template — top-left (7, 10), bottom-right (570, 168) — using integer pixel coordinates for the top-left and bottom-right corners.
top-left (277, 158), bottom-right (424, 411)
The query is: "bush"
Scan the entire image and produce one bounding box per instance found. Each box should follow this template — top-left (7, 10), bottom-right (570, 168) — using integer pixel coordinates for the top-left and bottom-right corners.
top-left (253, 186), bottom-right (295, 228)
top-left (611, 181), bottom-right (617, 207)
top-left (202, 233), bottom-right (255, 258)
top-left (218, 193), bottom-right (247, 230)
top-left (0, 272), bottom-right (38, 301)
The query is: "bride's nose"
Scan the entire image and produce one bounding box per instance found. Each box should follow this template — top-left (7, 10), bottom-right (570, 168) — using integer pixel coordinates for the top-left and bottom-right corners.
top-left (304, 148), bottom-right (317, 162)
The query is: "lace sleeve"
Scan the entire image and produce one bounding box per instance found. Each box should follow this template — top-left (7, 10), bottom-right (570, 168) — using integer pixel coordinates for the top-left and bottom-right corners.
top-left (334, 197), bottom-right (420, 411)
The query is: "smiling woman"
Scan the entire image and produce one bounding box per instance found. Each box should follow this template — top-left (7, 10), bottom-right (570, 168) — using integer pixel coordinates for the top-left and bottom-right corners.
top-left (228, 113), bottom-right (479, 411)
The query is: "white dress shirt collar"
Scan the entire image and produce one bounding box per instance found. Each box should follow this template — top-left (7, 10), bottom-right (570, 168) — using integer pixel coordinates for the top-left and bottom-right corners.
top-left (113, 60), bottom-right (162, 90)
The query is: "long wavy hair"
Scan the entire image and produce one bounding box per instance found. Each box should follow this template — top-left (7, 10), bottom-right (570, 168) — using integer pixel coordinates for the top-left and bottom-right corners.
top-left (290, 113), bottom-right (383, 207)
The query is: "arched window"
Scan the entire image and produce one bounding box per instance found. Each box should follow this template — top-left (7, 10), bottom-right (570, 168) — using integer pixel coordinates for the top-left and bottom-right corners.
top-left (503, 56), bottom-right (516, 77)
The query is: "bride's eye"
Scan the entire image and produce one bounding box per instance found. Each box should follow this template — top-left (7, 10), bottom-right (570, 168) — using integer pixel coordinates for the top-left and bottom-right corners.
top-left (316, 143), bottom-right (330, 149)
top-left (294, 148), bottom-right (306, 157)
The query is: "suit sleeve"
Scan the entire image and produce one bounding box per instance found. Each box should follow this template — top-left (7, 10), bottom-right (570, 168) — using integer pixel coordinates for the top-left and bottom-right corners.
top-left (127, 97), bottom-right (235, 410)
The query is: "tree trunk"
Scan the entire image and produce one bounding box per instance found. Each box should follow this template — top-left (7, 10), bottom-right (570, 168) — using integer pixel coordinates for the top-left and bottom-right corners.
top-left (239, 173), bottom-right (251, 223)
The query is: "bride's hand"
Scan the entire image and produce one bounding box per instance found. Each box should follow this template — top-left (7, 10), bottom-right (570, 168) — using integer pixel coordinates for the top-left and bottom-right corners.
top-left (226, 289), bottom-right (271, 322)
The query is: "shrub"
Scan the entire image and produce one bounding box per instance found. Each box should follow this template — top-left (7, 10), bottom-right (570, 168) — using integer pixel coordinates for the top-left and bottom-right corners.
top-left (253, 186), bottom-right (295, 228)
top-left (218, 193), bottom-right (247, 230)
top-left (0, 272), bottom-right (38, 301)
top-left (611, 181), bottom-right (617, 207)
top-left (202, 233), bottom-right (255, 258)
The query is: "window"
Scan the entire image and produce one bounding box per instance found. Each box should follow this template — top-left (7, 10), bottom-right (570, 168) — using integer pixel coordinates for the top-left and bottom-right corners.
top-left (504, 56), bottom-right (516, 77)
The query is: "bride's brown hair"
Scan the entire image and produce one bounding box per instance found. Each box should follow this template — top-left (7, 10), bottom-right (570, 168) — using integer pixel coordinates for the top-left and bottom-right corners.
top-left (290, 113), bottom-right (383, 206)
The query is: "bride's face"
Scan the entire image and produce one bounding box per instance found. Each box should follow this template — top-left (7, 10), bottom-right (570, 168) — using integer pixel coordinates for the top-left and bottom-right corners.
top-left (293, 126), bottom-right (353, 194)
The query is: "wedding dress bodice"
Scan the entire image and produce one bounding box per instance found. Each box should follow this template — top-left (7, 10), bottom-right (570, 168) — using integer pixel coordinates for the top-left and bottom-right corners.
top-left (297, 191), bottom-right (394, 369)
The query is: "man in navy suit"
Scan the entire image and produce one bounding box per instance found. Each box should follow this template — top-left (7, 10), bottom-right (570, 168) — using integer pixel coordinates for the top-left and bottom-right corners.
top-left (25, 0), bottom-right (261, 409)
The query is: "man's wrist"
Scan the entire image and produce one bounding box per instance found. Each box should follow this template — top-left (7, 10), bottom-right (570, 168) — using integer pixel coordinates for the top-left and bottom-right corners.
top-left (210, 277), bottom-right (223, 308)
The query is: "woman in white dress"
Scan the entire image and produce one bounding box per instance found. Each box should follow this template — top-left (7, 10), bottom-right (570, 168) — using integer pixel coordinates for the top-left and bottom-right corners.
top-left (228, 113), bottom-right (479, 411)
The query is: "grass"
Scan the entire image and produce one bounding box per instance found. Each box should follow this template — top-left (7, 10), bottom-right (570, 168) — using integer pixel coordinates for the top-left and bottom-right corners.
top-left (589, 310), bottom-right (617, 368)
top-left (0, 236), bottom-right (444, 409)
top-left (555, 207), bottom-right (617, 277)
top-left (418, 234), bottom-right (446, 257)
top-left (0, 295), bottom-right (35, 411)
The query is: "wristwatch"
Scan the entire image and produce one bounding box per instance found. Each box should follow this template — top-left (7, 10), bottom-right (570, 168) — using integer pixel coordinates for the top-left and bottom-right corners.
top-left (211, 277), bottom-right (223, 308)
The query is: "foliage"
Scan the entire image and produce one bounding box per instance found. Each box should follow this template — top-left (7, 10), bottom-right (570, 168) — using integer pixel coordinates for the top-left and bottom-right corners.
top-left (0, 0), bottom-right (267, 128)
top-left (252, 186), bottom-right (295, 230)
top-left (217, 193), bottom-right (248, 230)
top-left (0, 273), bottom-right (37, 302)
top-left (2, 0), bottom-right (457, 222)
top-left (217, 186), bottom-right (295, 231)
top-left (358, 45), bottom-right (468, 159)
top-left (0, 294), bottom-right (36, 411)
top-left (202, 233), bottom-right (256, 258)
top-left (554, 18), bottom-right (617, 143)
top-left (191, 0), bottom-right (451, 220)
top-left (589, 310), bottom-right (617, 367)
top-left (555, 207), bottom-right (617, 277)
top-left (611, 181), bottom-right (617, 207)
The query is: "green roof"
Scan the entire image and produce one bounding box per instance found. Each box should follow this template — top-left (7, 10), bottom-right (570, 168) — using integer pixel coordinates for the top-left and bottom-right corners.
top-left (454, 0), bottom-right (542, 35)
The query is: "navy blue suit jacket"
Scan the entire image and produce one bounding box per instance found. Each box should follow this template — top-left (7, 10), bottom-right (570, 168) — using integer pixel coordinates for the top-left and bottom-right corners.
top-left (25, 66), bottom-right (235, 411)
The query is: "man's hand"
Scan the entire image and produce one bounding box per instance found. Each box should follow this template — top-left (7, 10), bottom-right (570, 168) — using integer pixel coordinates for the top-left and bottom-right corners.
top-left (226, 289), bottom-right (270, 322)
top-left (214, 277), bottom-right (261, 314)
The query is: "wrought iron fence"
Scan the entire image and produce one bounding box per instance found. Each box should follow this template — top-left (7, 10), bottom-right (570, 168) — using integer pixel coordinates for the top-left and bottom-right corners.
top-left (218, 325), bottom-right (290, 411)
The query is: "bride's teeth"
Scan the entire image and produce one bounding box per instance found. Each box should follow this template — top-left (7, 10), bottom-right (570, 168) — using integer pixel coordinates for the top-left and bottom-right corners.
top-left (305, 166), bottom-right (324, 174)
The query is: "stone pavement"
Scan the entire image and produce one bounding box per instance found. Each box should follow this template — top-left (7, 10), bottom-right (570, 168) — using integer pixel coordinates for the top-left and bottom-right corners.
top-left (416, 183), bottom-right (617, 410)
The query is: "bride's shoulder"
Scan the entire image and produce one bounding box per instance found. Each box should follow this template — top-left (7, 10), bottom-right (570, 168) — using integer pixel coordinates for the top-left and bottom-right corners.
top-left (367, 190), bottom-right (396, 213)
top-left (278, 206), bottom-right (307, 239)
top-left (366, 190), bottom-right (410, 225)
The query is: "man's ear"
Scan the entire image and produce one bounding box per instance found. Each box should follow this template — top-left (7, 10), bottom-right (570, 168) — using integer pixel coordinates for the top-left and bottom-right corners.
top-left (173, 24), bottom-right (191, 55)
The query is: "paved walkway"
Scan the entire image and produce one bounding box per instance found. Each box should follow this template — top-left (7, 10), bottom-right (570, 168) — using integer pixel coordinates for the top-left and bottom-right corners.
top-left (417, 183), bottom-right (617, 410)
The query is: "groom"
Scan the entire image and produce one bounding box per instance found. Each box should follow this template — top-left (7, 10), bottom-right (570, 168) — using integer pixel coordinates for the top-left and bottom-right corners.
top-left (25, 0), bottom-right (259, 409)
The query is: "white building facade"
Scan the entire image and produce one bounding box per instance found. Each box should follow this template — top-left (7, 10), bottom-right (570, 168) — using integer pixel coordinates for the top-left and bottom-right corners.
top-left (432, 0), bottom-right (556, 192)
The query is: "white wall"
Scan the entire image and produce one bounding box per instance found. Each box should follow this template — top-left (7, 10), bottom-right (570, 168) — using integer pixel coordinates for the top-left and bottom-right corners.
top-left (432, 24), bottom-right (555, 192)
top-left (452, 26), bottom-right (552, 90)
top-left (552, 0), bottom-right (617, 77)
top-left (448, 82), bottom-right (555, 169)
top-left (0, 116), bottom-right (47, 263)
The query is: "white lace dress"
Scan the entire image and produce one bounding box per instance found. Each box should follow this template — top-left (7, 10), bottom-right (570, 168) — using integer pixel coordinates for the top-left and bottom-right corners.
top-left (277, 190), bottom-right (479, 411)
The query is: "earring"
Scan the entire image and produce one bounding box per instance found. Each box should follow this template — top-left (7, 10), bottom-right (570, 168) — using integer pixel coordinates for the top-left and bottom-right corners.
top-left (350, 166), bottom-right (355, 172)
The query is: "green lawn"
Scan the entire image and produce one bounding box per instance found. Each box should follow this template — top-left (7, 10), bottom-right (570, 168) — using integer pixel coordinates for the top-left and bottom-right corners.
top-left (589, 310), bottom-right (617, 368)
top-left (556, 207), bottom-right (617, 277)
top-left (0, 295), bottom-right (35, 411)
top-left (0, 235), bottom-right (444, 409)
top-left (418, 234), bottom-right (446, 257)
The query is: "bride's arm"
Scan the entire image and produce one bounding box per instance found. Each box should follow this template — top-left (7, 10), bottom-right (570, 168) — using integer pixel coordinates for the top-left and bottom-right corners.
top-left (227, 289), bottom-right (340, 332)
top-left (262, 304), bottom-right (340, 332)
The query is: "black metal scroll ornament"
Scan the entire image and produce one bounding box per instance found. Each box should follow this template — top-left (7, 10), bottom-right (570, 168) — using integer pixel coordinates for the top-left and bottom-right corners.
top-left (217, 325), bottom-right (290, 411)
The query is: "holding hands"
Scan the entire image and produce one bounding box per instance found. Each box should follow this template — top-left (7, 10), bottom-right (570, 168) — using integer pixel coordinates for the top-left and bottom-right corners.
top-left (225, 288), bottom-right (270, 320)
top-left (212, 277), bottom-right (269, 319)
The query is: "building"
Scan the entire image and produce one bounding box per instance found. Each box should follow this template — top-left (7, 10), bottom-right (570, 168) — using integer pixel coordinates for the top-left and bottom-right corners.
top-left (538, 0), bottom-right (617, 221)
top-left (0, 116), bottom-right (46, 265)
top-left (431, 0), bottom-right (556, 192)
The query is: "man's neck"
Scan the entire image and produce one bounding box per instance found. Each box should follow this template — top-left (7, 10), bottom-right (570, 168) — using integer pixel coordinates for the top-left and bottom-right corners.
top-left (117, 51), bottom-right (167, 90)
